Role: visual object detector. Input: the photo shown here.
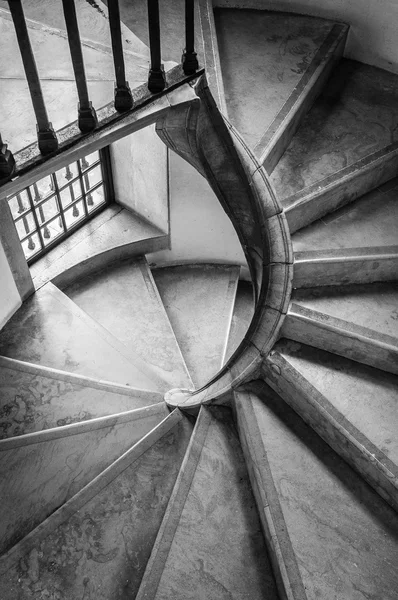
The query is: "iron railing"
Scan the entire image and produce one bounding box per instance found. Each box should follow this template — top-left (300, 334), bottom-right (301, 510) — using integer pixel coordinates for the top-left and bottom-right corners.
top-left (1, 0), bottom-right (199, 179)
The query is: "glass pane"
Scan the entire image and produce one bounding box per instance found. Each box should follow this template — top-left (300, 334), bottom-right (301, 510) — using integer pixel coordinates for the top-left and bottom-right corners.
top-left (55, 162), bottom-right (79, 188)
top-left (33, 175), bottom-right (54, 200)
top-left (84, 165), bottom-right (102, 191)
top-left (64, 200), bottom-right (85, 229)
top-left (15, 211), bottom-right (36, 241)
top-left (8, 190), bottom-right (30, 220)
top-left (35, 196), bottom-right (60, 225)
top-left (87, 185), bottom-right (105, 213)
top-left (59, 179), bottom-right (83, 209)
top-left (80, 151), bottom-right (99, 171)
top-left (21, 232), bottom-right (41, 261)
top-left (41, 216), bottom-right (65, 247)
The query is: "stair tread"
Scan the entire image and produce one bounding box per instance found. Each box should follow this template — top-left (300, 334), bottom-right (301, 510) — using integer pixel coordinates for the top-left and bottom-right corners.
top-left (291, 281), bottom-right (398, 339)
top-left (271, 59), bottom-right (398, 201)
top-left (0, 282), bottom-right (164, 391)
top-left (64, 257), bottom-right (193, 389)
top-left (152, 265), bottom-right (240, 388)
top-left (274, 339), bottom-right (398, 467)
top-left (246, 381), bottom-right (398, 599)
top-left (1, 8), bottom-right (149, 85)
top-left (292, 177), bottom-right (398, 252)
top-left (0, 403), bottom-right (168, 555)
top-left (214, 8), bottom-right (337, 150)
top-left (0, 362), bottom-right (161, 439)
top-left (0, 412), bottom-right (193, 599)
top-left (139, 406), bottom-right (278, 600)
top-left (224, 280), bottom-right (254, 364)
top-left (30, 206), bottom-right (166, 289)
top-left (0, 0), bottom-right (150, 59)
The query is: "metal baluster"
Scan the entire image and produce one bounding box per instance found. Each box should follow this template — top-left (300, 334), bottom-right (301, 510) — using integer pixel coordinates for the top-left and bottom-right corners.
top-left (0, 133), bottom-right (16, 178)
top-left (33, 182), bottom-right (50, 239)
top-left (8, 0), bottom-right (58, 155)
top-left (108, 0), bottom-right (133, 111)
top-left (65, 164), bottom-right (74, 181)
top-left (69, 183), bottom-right (80, 218)
top-left (80, 157), bottom-right (93, 205)
top-left (16, 192), bottom-right (35, 250)
top-left (182, 0), bottom-right (198, 74)
top-left (61, 0), bottom-right (98, 132)
top-left (26, 186), bottom-right (45, 252)
top-left (147, 0), bottom-right (166, 93)
top-left (51, 173), bottom-right (67, 232)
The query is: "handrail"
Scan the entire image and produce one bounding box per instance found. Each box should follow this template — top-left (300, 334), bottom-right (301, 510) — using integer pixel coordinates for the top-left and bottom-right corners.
top-left (157, 76), bottom-right (293, 409)
top-left (1, 0), bottom-right (199, 179)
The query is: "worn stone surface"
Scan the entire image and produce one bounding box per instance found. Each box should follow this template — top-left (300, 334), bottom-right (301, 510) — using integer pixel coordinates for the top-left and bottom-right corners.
top-left (0, 418), bottom-right (193, 599)
top-left (292, 281), bottom-right (398, 338)
top-left (292, 177), bottom-right (398, 251)
top-left (0, 366), bottom-right (160, 439)
top-left (250, 381), bottom-right (398, 600)
top-left (0, 407), bottom-right (167, 554)
top-left (153, 407), bottom-right (278, 600)
top-left (214, 8), bottom-right (334, 149)
top-left (271, 59), bottom-right (398, 200)
top-left (153, 265), bottom-right (239, 388)
top-left (0, 282), bottom-right (162, 391)
top-left (273, 341), bottom-right (398, 467)
top-left (31, 206), bottom-right (166, 290)
top-left (65, 258), bottom-right (193, 389)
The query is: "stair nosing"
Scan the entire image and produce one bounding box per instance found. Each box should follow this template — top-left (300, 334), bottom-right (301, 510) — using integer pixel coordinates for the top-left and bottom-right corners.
top-left (0, 354), bottom-right (164, 399)
top-left (262, 350), bottom-right (398, 512)
top-left (258, 22), bottom-right (349, 164)
top-left (0, 403), bottom-right (168, 450)
top-left (0, 409), bottom-right (183, 569)
top-left (135, 406), bottom-right (212, 599)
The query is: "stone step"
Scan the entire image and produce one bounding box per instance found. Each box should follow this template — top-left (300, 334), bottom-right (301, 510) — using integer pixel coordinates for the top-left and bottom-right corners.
top-left (235, 381), bottom-right (398, 600)
top-left (0, 409), bottom-right (193, 599)
top-left (0, 355), bottom-right (164, 438)
top-left (214, 7), bottom-right (347, 171)
top-left (270, 59), bottom-right (398, 233)
top-left (291, 281), bottom-right (398, 340)
top-left (262, 340), bottom-right (398, 512)
top-left (292, 176), bottom-right (398, 252)
top-left (0, 281), bottom-right (166, 391)
top-left (152, 264), bottom-right (240, 388)
top-left (136, 405), bottom-right (278, 600)
top-left (0, 403), bottom-right (169, 554)
top-left (281, 302), bottom-right (398, 375)
top-left (31, 205), bottom-right (168, 290)
top-left (64, 257), bottom-right (193, 390)
top-left (293, 246), bottom-right (398, 287)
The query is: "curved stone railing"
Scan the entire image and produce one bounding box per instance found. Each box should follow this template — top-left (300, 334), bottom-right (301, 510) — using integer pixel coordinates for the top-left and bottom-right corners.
top-left (158, 75), bottom-right (293, 409)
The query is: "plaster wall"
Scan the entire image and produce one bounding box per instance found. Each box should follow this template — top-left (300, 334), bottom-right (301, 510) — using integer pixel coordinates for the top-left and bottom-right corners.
top-left (0, 240), bottom-right (21, 330)
top-left (213, 0), bottom-right (398, 75)
top-left (110, 125), bottom-right (169, 232)
top-left (147, 150), bottom-right (247, 269)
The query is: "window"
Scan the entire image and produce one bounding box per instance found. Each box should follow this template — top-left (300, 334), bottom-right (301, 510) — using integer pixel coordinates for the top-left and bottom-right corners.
top-left (7, 147), bottom-right (113, 264)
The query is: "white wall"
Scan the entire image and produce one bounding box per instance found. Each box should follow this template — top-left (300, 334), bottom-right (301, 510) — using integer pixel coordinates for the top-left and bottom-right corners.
top-left (147, 150), bottom-right (247, 269)
top-left (214, 0), bottom-right (398, 74)
top-left (110, 124), bottom-right (169, 232)
top-left (0, 240), bottom-right (21, 329)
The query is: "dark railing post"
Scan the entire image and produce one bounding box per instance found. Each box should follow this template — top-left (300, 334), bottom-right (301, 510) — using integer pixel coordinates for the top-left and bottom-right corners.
top-left (108, 0), bottom-right (133, 111)
top-left (8, 0), bottom-right (58, 155)
top-left (61, 0), bottom-right (98, 132)
top-left (0, 133), bottom-right (16, 179)
top-left (147, 0), bottom-right (166, 93)
top-left (182, 0), bottom-right (199, 75)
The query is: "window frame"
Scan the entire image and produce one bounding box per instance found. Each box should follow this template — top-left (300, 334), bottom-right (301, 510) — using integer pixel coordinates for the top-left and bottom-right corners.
top-left (7, 146), bottom-right (114, 265)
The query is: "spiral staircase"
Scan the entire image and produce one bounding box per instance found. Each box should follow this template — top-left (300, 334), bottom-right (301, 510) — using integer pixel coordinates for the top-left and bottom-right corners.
top-left (1, 3), bottom-right (398, 599)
